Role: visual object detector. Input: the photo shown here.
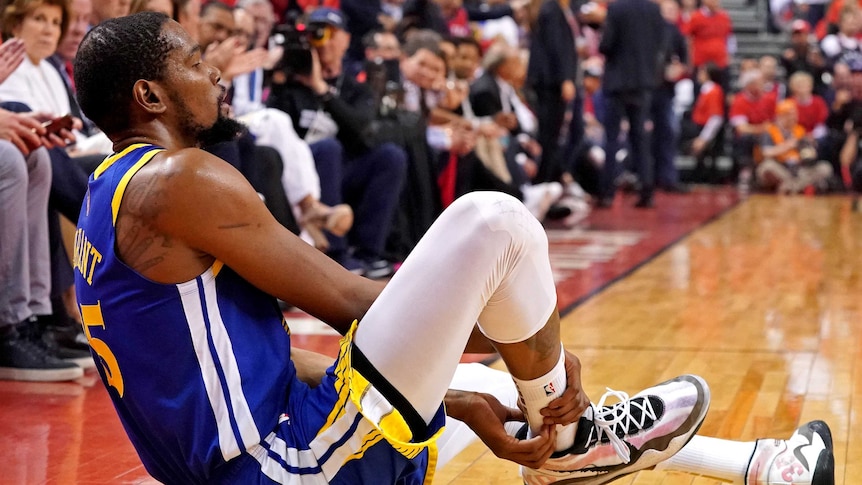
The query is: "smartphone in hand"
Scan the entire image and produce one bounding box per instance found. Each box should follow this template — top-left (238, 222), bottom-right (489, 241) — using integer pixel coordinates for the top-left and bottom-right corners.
top-left (42, 114), bottom-right (74, 135)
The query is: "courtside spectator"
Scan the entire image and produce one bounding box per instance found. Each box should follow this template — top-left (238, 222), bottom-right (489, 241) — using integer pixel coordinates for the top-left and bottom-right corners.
top-left (781, 19), bottom-right (828, 96)
top-left (757, 99), bottom-right (832, 193)
top-left (267, 7), bottom-right (408, 277)
top-left (729, 68), bottom-right (776, 191)
top-left (819, 4), bottom-right (862, 69)
top-left (681, 62), bottom-right (726, 182)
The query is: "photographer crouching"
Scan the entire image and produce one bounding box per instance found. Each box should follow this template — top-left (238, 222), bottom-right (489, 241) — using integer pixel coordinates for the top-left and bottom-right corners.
top-left (267, 7), bottom-right (408, 279)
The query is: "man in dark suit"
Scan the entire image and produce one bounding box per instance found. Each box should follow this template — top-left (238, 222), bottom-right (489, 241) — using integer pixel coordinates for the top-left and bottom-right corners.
top-left (527, 0), bottom-right (580, 184)
top-left (651, 0), bottom-right (690, 193)
top-left (471, 43), bottom-right (540, 189)
top-left (598, 0), bottom-right (667, 208)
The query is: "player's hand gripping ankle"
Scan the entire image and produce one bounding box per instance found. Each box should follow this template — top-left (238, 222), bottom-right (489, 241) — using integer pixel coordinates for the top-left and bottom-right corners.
top-left (540, 350), bottom-right (590, 426)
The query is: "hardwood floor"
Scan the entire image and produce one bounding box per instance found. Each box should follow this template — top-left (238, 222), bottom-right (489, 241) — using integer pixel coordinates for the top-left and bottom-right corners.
top-left (1, 193), bottom-right (857, 484)
top-left (439, 195), bottom-right (858, 484)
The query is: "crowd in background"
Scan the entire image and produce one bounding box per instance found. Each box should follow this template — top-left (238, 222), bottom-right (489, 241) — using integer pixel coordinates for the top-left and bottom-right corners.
top-left (4, 0), bottom-right (862, 381)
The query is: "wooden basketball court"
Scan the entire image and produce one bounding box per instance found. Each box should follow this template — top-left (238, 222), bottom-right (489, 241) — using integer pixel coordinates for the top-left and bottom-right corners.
top-left (440, 194), bottom-right (858, 484)
top-left (0, 192), bottom-right (857, 484)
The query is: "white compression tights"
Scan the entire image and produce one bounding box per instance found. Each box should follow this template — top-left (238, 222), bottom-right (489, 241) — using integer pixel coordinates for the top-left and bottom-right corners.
top-left (353, 192), bottom-right (558, 424)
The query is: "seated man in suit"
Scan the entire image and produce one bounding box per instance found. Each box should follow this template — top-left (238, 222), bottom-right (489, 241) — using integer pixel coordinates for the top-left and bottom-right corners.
top-left (470, 42), bottom-right (589, 223)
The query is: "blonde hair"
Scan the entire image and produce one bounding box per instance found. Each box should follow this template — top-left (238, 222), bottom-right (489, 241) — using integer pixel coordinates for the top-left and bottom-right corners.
top-left (788, 71), bottom-right (813, 92)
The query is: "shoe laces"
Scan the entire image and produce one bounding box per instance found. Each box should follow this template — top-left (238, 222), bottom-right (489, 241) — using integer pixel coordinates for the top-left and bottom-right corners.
top-left (591, 388), bottom-right (660, 464)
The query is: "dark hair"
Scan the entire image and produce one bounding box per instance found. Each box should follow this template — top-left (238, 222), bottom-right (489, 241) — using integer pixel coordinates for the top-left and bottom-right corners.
top-left (451, 35), bottom-right (481, 55)
top-left (702, 61), bottom-right (722, 84)
top-left (74, 12), bottom-right (173, 136)
top-left (200, 0), bottom-right (232, 18)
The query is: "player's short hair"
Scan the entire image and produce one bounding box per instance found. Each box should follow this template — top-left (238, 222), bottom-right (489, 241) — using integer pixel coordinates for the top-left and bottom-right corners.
top-left (74, 12), bottom-right (173, 136)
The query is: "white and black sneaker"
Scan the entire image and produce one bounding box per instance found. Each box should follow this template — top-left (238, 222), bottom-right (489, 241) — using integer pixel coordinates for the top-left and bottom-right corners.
top-left (745, 420), bottom-right (834, 485)
top-left (521, 374), bottom-right (711, 485)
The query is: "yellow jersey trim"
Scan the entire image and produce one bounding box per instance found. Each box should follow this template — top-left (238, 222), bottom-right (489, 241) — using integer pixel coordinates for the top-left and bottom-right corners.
top-left (93, 143), bottom-right (151, 180)
top-left (110, 148), bottom-right (165, 225)
top-left (321, 320), bottom-right (443, 482)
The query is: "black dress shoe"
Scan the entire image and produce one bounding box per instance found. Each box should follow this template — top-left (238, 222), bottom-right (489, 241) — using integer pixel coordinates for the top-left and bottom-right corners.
top-left (634, 194), bottom-right (654, 208)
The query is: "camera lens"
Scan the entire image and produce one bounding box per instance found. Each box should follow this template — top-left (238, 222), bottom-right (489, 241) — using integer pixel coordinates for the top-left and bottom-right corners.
top-left (310, 26), bottom-right (326, 41)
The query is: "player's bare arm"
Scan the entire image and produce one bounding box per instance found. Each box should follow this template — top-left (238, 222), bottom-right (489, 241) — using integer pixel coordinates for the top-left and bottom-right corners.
top-left (115, 147), bottom-right (384, 334)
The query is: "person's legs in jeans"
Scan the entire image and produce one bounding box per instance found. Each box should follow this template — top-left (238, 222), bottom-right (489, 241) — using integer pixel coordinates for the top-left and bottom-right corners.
top-left (0, 143), bottom-right (79, 381)
top-left (310, 138), bottom-right (349, 262)
top-left (343, 142), bottom-right (407, 263)
top-left (0, 142), bottom-right (39, 328)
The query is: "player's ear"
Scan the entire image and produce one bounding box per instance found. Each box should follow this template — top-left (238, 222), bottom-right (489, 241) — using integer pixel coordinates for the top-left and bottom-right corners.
top-left (132, 79), bottom-right (168, 115)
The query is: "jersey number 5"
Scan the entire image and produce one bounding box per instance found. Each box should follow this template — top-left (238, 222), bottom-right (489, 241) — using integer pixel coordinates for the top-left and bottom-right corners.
top-left (80, 302), bottom-right (125, 398)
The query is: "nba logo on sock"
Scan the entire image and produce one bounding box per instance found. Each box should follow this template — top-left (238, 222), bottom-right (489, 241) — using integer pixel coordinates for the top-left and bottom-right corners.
top-left (544, 383), bottom-right (556, 396)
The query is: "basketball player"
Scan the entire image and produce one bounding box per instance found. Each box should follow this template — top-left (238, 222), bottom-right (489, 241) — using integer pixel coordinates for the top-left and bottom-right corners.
top-left (71, 13), bottom-right (831, 485)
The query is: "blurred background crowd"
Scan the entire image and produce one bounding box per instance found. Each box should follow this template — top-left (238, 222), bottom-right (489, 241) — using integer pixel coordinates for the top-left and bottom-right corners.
top-left (4, 0), bottom-right (862, 381)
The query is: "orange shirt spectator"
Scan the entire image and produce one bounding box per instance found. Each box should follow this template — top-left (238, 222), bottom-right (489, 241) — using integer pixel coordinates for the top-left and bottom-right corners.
top-left (685, 3), bottom-right (733, 68)
top-left (764, 122), bottom-right (806, 163)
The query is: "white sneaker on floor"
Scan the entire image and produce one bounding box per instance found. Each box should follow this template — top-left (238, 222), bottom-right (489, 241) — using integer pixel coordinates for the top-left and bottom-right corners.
top-left (745, 420), bottom-right (834, 485)
top-left (521, 374), bottom-right (710, 485)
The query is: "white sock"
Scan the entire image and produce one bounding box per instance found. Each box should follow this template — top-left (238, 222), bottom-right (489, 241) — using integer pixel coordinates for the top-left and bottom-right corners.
top-left (653, 435), bottom-right (755, 483)
top-left (511, 344), bottom-right (576, 451)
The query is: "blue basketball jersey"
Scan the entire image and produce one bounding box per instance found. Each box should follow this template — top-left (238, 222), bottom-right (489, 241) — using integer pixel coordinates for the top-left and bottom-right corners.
top-left (74, 144), bottom-right (444, 485)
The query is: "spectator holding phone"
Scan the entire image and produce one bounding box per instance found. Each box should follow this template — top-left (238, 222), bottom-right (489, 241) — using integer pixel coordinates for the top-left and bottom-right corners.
top-left (0, 0), bottom-right (114, 155)
top-left (0, 37), bottom-right (88, 382)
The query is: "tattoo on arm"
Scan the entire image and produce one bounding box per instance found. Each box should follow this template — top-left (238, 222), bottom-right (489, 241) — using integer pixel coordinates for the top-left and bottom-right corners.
top-left (116, 170), bottom-right (172, 272)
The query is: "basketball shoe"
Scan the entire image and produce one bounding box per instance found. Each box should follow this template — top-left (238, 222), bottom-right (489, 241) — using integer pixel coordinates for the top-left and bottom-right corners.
top-left (521, 374), bottom-right (710, 485)
top-left (745, 420), bottom-right (834, 485)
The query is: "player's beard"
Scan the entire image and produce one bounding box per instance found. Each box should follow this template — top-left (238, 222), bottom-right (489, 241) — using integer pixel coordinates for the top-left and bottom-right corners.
top-left (174, 95), bottom-right (245, 147)
top-left (196, 114), bottom-right (246, 147)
